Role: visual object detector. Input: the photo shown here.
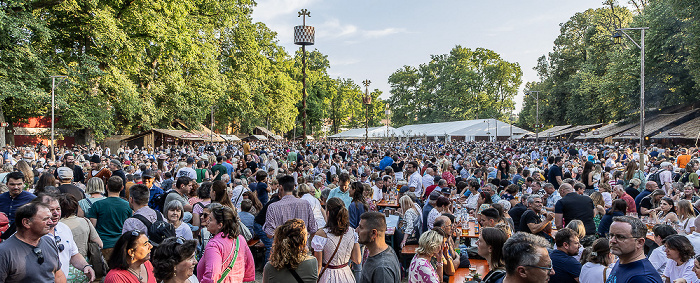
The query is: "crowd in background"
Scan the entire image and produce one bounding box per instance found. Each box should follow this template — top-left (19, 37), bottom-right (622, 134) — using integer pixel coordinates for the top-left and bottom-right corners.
top-left (0, 140), bottom-right (699, 283)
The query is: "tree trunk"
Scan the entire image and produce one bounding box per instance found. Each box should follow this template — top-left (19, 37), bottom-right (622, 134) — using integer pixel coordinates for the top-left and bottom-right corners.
top-left (0, 104), bottom-right (8, 146)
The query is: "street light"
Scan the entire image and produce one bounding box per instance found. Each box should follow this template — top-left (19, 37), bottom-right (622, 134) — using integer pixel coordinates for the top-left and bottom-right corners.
top-left (484, 119), bottom-right (491, 142)
top-left (525, 90), bottom-right (541, 145)
top-left (384, 104), bottom-right (390, 139)
top-left (362, 80), bottom-right (372, 142)
top-left (294, 9), bottom-right (315, 141)
top-left (50, 75), bottom-right (67, 162)
top-left (613, 27), bottom-right (649, 150)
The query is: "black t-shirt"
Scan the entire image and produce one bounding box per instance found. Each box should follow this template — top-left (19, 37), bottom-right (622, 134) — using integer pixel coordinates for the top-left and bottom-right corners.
top-left (247, 161), bottom-right (258, 172)
top-left (520, 209), bottom-right (549, 238)
top-left (640, 197), bottom-right (654, 212)
top-left (548, 165), bottom-right (563, 188)
top-left (508, 203), bottom-right (528, 232)
top-left (57, 184), bottom-right (85, 201)
top-left (391, 161), bottom-right (404, 173)
top-left (554, 193), bottom-right (596, 235)
top-left (625, 186), bottom-right (640, 200)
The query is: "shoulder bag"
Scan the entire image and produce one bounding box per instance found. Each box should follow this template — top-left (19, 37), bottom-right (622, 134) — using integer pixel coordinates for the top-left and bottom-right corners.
top-left (217, 237), bottom-right (240, 283)
top-left (317, 233), bottom-right (344, 282)
top-left (84, 217), bottom-right (108, 278)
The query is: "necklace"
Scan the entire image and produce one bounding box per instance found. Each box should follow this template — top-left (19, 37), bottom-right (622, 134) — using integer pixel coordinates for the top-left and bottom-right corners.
top-left (128, 266), bottom-right (143, 282)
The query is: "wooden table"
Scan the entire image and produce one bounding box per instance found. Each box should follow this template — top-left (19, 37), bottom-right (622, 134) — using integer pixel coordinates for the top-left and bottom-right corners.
top-left (449, 259), bottom-right (490, 283)
top-left (402, 244), bottom-right (419, 255)
top-left (377, 200), bottom-right (400, 208)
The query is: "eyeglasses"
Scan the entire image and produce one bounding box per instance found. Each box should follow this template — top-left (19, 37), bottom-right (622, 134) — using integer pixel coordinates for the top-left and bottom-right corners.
top-left (55, 235), bottom-right (64, 252)
top-left (524, 264), bottom-right (553, 272)
top-left (33, 247), bottom-right (44, 265)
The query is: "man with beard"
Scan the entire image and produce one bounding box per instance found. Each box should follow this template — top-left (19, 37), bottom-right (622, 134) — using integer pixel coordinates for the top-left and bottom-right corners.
top-left (36, 194), bottom-right (95, 281)
top-left (548, 228), bottom-right (581, 283)
top-left (57, 153), bottom-right (84, 184)
top-left (605, 216), bottom-right (662, 283)
top-left (356, 211), bottom-right (400, 283)
top-left (0, 172), bottom-right (37, 225)
top-left (0, 202), bottom-right (65, 282)
top-left (108, 159), bottom-right (127, 189)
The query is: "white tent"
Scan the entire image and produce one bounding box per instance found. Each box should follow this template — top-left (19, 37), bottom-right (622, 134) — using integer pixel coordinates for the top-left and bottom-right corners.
top-left (394, 119), bottom-right (530, 141)
top-left (328, 126), bottom-right (396, 140)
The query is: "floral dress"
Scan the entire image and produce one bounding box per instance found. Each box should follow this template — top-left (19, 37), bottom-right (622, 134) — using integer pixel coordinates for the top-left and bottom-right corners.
top-left (408, 256), bottom-right (440, 283)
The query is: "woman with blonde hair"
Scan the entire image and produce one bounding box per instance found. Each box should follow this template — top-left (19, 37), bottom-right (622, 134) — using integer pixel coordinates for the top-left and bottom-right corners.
top-left (590, 192), bottom-right (606, 230)
top-left (677, 200), bottom-right (696, 234)
top-left (399, 195), bottom-right (422, 248)
top-left (598, 182), bottom-right (613, 208)
top-left (15, 160), bottom-right (34, 187)
top-left (408, 230), bottom-right (446, 283)
top-left (263, 219), bottom-right (318, 283)
top-left (77, 177), bottom-right (107, 217)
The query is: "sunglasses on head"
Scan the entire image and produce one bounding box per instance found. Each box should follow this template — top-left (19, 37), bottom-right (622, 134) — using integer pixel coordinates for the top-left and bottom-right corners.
top-left (130, 230), bottom-right (143, 237)
top-left (54, 235), bottom-right (64, 252)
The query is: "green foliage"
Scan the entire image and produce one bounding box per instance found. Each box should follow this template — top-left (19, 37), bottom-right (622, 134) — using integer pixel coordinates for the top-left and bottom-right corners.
top-left (387, 46), bottom-right (522, 127)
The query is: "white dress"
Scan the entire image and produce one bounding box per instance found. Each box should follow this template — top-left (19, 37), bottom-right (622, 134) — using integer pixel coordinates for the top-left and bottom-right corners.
top-left (311, 228), bottom-right (357, 283)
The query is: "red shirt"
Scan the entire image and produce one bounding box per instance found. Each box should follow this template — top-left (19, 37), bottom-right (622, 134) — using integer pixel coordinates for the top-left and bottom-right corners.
top-left (105, 261), bottom-right (156, 283)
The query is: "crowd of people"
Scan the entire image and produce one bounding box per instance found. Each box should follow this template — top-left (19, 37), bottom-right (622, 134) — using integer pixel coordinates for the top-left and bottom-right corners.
top-left (0, 140), bottom-right (699, 283)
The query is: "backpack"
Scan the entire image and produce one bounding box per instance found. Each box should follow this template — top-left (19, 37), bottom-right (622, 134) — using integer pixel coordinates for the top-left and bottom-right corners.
top-left (681, 172), bottom-right (690, 184)
top-left (130, 212), bottom-right (176, 245)
top-left (648, 169), bottom-right (664, 186)
top-left (150, 190), bottom-right (179, 213)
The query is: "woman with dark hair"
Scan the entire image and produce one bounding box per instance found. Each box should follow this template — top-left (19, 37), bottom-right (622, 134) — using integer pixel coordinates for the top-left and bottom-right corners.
top-left (192, 182), bottom-right (212, 228)
top-left (34, 172), bottom-right (57, 195)
top-left (242, 191), bottom-right (262, 215)
top-left (476, 227), bottom-right (507, 283)
top-left (195, 160), bottom-right (210, 183)
top-left (477, 191), bottom-right (493, 214)
top-left (197, 205), bottom-right (255, 283)
top-left (311, 197), bottom-right (360, 283)
top-left (622, 160), bottom-right (646, 191)
top-left (597, 199), bottom-right (627, 237)
top-left (348, 181), bottom-right (368, 229)
top-left (263, 219), bottom-right (318, 283)
top-left (581, 161), bottom-right (596, 194)
top-left (652, 197), bottom-right (680, 225)
top-left (579, 238), bottom-right (615, 283)
top-left (105, 230), bottom-right (156, 283)
top-left (210, 180), bottom-right (234, 209)
top-left (496, 160), bottom-right (510, 183)
top-left (151, 237), bottom-right (198, 283)
top-left (663, 235), bottom-right (697, 282)
top-left (428, 196), bottom-right (451, 230)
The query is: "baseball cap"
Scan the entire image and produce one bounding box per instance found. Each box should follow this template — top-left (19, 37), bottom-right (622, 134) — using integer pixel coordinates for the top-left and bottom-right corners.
top-left (429, 190), bottom-right (441, 201)
top-left (57, 167), bottom-right (74, 180)
top-left (142, 169), bottom-right (155, 179)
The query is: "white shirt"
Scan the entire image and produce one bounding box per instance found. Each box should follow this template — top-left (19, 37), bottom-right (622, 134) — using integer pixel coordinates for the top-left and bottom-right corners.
top-left (52, 222), bottom-right (79, 278)
top-left (663, 258), bottom-right (699, 283)
top-left (686, 232), bottom-right (700, 256)
top-left (371, 185), bottom-right (383, 202)
top-left (409, 171), bottom-right (423, 197)
top-left (301, 194), bottom-right (326, 230)
top-left (427, 208), bottom-right (441, 230)
top-left (422, 174), bottom-right (434, 191)
top-left (466, 192), bottom-right (480, 210)
top-left (230, 185), bottom-right (249, 210)
top-left (649, 245), bottom-right (668, 274)
top-left (580, 262), bottom-right (612, 283)
top-left (177, 166), bottom-right (197, 180)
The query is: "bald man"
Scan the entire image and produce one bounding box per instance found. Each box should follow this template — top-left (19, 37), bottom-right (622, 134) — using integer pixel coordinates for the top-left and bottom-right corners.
top-left (554, 183), bottom-right (596, 236)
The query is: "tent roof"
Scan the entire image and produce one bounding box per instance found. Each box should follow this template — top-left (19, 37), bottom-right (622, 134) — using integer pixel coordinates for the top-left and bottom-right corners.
top-left (574, 122), bottom-right (636, 140)
top-left (394, 119), bottom-right (527, 137)
top-left (651, 116), bottom-right (700, 139)
top-left (220, 135), bottom-right (241, 142)
top-left (329, 126), bottom-right (396, 139)
top-left (548, 123), bottom-right (603, 138)
top-left (613, 109), bottom-right (697, 140)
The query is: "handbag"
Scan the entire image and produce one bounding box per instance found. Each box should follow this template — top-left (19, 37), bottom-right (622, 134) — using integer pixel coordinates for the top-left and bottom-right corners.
top-left (217, 237), bottom-right (240, 283)
top-left (84, 218), bottom-right (108, 277)
top-left (317, 233), bottom-right (344, 282)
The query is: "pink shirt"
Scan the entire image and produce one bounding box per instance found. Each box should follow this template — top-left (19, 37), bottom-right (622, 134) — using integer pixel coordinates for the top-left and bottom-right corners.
top-left (197, 233), bottom-right (255, 283)
top-left (105, 261), bottom-right (156, 283)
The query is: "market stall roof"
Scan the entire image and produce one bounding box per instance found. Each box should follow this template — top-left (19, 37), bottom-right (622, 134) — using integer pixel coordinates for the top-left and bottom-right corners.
top-left (548, 123), bottom-right (603, 138)
top-left (220, 135), bottom-right (241, 142)
top-left (651, 116), bottom-right (700, 139)
top-left (522, 125), bottom-right (571, 139)
top-left (243, 135), bottom-right (268, 141)
top-left (574, 122), bottom-right (636, 140)
top-left (613, 109), bottom-right (698, 140)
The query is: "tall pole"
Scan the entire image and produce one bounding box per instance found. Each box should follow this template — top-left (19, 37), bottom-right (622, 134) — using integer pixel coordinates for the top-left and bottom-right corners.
top-left (525, 90), bottom-right (541, 146)
top-left (210, 105), bottom-right (214, 143)
top-left (294, 9), bottom-right (314, 142)
top-left (362, 80), bottom-right (371, 142)
top-left (614, 27), bottom-right (648, 150)
top-left (50, 75), bottom-right (67, 162)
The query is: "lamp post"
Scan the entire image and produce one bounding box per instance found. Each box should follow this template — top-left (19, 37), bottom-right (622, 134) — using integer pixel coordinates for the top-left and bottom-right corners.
top-left (362, 80), bottom-right (371, 142)
top-left (484, 119), bottom-right (491, 142)
top-left (50, 75), bottom-right (67, 162)
top-left (385, 105), bottom-right (390, 139)
top-left (525, 90), bottom-right (541, 145)
top-left (613, 27), bottom-right (649, 150)
top-left (294, 9), bottom-right (315, 141)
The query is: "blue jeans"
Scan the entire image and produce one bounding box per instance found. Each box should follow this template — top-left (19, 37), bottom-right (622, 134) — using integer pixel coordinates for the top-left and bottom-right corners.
top-left (254, 223), bottom-right (273, 262)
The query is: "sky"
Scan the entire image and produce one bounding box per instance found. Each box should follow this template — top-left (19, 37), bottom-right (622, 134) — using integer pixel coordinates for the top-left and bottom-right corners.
top-left (251, 0), bottom-right (612, 114)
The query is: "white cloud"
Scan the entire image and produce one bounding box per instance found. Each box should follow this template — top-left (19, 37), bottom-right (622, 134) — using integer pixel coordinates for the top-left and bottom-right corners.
top-left (364, 28), bottom-right (407, 39)
top-left (252, 0), bottom-right (317, 21)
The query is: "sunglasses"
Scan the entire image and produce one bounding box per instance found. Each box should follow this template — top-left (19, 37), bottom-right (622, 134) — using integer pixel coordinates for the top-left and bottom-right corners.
top-left (34, 247), bottom-right (44, 265)
top-left (130, 230), bottom-right (143, 237)
top-left (55, 235), bottom-right (64, 252)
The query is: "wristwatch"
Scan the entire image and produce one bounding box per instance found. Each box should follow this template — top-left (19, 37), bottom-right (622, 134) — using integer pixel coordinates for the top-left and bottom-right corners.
top-left (83, 265), bottom-right (93, 272)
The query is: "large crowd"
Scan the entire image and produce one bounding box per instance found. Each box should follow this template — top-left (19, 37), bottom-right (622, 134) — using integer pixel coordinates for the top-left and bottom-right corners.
top-left (0, 140), bottom-right (699, 283)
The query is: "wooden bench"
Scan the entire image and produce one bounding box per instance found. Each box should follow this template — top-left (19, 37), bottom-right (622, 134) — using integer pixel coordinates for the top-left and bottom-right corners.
top-left (401, 244), bottom-right (419, 254)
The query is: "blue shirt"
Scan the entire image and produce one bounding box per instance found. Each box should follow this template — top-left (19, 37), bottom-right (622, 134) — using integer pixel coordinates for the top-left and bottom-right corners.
top-left (327, 187), bottom-right (352, 208)
top-left (378, 156), bottom-right (394, 171)
top-left (239, 211), bottom-right (255, 233)
top-left (549, 249), bottom-right (581, 283)
top-left (0, 191), bottom-right (36, 224)
top-left (348, 201), bottom-right (367, 229)
top-left (598, 211), bottom-right (625, 237)
top-left (635, 189), bottom-right (652, 215)
top-left (222, 162), bottom-right (234, 182)
top-left (605, 258), bottom-right (662, 283)
top-left (422, 202), bottom-right (434, 233)
top-left (147, 185), bottom-right (164, 209)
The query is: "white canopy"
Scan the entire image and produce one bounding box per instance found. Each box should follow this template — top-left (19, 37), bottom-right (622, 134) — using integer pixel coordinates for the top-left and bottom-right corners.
top-left (328, 126), bottom-right (396, 139)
